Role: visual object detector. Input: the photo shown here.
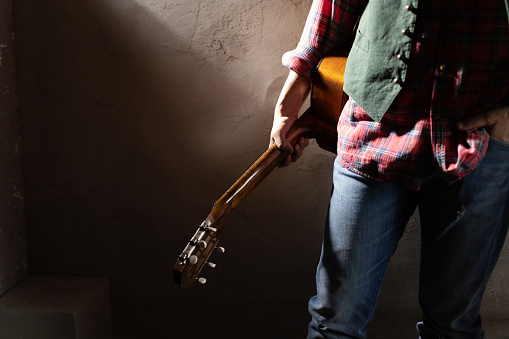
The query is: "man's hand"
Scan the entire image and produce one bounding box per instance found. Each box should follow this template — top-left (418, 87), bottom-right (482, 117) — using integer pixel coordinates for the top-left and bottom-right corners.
top-left (270, 70), bottom-right (311, 167)
top-left (270, 115), bottom-right (309, 167)
top-left (457, 106), bottom-right (509, 143)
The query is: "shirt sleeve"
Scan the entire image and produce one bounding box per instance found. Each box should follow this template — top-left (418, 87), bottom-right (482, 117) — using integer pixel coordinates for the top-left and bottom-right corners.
top-left (282, 0), bottom-right (368, 83)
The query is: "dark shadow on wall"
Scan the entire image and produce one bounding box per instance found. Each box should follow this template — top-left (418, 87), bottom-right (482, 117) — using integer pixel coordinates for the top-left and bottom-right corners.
top-left (13, 1), bottom-right (319, 338)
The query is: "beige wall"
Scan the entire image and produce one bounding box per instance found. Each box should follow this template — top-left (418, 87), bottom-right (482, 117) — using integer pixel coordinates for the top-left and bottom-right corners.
top-left (12, 0), bottom-right (509, 337)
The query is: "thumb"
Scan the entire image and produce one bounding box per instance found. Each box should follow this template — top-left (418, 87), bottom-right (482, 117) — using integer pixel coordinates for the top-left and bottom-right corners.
top-left (271, 133), bottom-right (294, 154)
top-left (457, 109), bottom-right (498, 131)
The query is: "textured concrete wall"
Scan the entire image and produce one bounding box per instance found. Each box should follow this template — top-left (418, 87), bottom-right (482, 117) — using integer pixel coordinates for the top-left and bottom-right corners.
top-left (0, 0), bottom-right (28, 296)
top-left (12, 0), bottom-right (509, 338)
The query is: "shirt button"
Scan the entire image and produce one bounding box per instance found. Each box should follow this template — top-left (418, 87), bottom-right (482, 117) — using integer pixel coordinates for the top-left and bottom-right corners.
top-left (397, 54), bottom-right (406, 61)
top-left (402, 28), bottom-right (410, 35)
top-left (393, 77), bottom-right (401, 84)
top-left (406, 4), bottom-right (414, 11)
top-left (439, 64), bottom-right (446, 71)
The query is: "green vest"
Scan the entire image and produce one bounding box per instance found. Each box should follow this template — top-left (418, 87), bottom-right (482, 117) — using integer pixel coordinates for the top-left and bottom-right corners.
top-left (343, 0), bottom-right (509, 122)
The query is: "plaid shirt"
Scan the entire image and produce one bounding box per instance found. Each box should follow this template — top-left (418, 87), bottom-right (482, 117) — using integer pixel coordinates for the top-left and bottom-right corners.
top-left (283, 0), bottom-right (509, 190)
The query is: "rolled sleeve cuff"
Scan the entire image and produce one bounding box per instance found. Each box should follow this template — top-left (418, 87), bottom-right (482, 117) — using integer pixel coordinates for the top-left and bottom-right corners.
top-left (282, 44), bottom-right (323, 84)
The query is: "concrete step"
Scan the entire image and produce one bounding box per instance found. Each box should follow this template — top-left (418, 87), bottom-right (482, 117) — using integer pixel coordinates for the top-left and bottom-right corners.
top-left (0, 275), bottom-right (112, 339)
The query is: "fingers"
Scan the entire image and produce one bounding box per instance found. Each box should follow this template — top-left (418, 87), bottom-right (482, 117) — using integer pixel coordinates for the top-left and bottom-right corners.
top-left (270, 134), bottom-right (294, 164)
top-left (279, 154), bottom-right (292, 168)
top-left (270, 133), bottom-right (293, 153)
top-left (291, 137), bottom-right (309, 162)
top-left (457, 106), bottom-right (507, 131)
top-left (457, 111), bottom-right (493, 131)
top-left (457, 106), bottom-right (509, 143)
top-left (270, 127), bottom-right (293, 168)
top-left (277, 137), bottom-right (309, 168)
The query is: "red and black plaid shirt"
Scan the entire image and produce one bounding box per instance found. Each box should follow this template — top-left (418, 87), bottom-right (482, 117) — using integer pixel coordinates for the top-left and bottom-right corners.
top-left (284, 0), bottom-right (509, 190)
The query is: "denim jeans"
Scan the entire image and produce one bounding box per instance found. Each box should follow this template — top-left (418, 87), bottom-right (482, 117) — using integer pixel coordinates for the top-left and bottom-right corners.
top-left (307, 137), bottom-right (509, 339)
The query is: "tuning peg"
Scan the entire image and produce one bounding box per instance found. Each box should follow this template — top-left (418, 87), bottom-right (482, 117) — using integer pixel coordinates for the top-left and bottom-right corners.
top-left (189, 255), bottom-right (198, 264)
top-left (215, 246), bottom-right (225, 254)
top-left (197, 277), bottom-right (207, 284)
top-left (208, 227), bottom-right (217, 233)
top-left (207, 262), bottom-right (216, 268)
top-left (199, 240), bottom-right (207, 249)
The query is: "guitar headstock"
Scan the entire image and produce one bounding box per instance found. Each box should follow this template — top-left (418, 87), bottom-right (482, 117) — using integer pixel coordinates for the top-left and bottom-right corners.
top-left (173, 215), bottom-right (228, 287)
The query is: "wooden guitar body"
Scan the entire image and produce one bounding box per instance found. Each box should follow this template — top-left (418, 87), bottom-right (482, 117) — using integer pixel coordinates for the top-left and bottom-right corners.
top-left (173, 45), bottom-right (350, 287)
top-left (312, 47), bottom-right (350, 153)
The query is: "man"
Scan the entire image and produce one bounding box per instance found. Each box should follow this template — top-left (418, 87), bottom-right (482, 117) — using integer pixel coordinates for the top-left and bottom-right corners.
top-left (269, 0), bottom-right (509, 338)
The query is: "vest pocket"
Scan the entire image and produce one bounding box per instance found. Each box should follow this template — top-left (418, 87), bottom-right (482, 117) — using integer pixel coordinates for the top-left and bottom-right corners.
top-left (353, 30), bottom-right (370, 53)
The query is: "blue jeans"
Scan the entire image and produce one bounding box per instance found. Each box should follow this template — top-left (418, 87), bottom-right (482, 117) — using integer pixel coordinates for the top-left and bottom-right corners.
top-left (307, 137), bottom-right (509, 339)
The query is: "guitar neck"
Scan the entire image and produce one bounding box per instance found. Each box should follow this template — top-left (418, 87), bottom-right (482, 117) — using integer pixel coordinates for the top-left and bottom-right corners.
top-left (211, 108), bottom-right (335, 220)
top-left (174, 46), bottom-right (348, 287)
top-left (174, 108), bottom-right (337, 287)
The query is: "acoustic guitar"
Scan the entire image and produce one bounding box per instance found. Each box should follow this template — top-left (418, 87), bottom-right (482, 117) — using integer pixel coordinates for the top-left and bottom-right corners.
top-left (173, 46), bottom-right (350, 287)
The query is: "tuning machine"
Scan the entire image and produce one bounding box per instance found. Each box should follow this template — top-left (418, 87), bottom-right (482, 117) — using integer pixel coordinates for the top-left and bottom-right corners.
top-left (200, 220), bottom-right (217, 233)
top-left (188, 255), bottom-right (198, 265)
